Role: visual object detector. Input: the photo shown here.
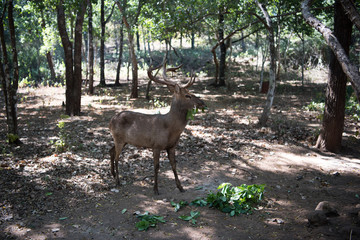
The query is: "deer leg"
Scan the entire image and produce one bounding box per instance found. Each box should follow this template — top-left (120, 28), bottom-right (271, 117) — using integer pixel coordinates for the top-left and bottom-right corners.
top-left (153, 149), bottom-right (160, 195)
top-left (167, 148), bottom-right (184, 192)
top-left (110, 146), bottom-right (116, 178)
top-left (113, 142), bottom-right (125, 186)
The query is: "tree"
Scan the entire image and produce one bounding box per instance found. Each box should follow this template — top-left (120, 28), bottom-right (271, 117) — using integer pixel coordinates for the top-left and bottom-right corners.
top-left (302, 0), bottom-right (360, 152)
top-left (40, 9), bottom-right (57, 84)
top-left (0, 0), bottom-right (21, 144)
top-left (116, 0), bottom-right (144, 98)
top-left (115, 19), bottom-right (124, 87)
top-left (88, 1), bottom-right (95, 94)
top-left (99, 0), bottom-right (115, 86)
top-left (254, 0), bottom-right (277, 126)
top-left (57, 0), bottom-right (88, 116)
top-left (302, 0), bottom-right (360, 101)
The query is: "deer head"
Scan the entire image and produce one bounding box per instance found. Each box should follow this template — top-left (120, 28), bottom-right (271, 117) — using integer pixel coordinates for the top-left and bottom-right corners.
top-left (147, 61), bottom-right (206, 113)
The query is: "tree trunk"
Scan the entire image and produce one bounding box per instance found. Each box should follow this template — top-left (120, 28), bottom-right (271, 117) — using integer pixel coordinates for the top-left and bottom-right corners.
top-left (40, 11), bottom-right (57, 84)
top-left (57, 0), bottom-right (87, 116)
top-left (315, 0), bottom-right (352, 152)
top-left (99, 0), bottom-right (106, 86)
top-left (128, 31), bottom-right (138, 98)
top-left (191, 31), bottom-right (195, 49)
top-left (88, 2), bottom-right (94, 94)
top-left (0, 0), bottom-right (21, 144)
top-left (218, 9), bottom-right (226, 86)
top-left (257, 1), bottom-right (276, 126)
top-left (115, 20), bottom-right (124, 86)
top-left (116, 0), bottom-right (142, 98)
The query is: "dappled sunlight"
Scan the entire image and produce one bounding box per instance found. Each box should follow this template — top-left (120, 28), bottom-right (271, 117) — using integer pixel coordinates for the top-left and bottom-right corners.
top-left (1, 64), bottom-right (359, 239)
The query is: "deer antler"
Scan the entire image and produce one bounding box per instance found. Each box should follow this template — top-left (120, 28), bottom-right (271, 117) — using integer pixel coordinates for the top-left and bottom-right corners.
top-left (148, 56), bottom-right (196, 89)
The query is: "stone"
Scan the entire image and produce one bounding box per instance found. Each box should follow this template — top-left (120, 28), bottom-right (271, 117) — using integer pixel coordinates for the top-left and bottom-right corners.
top-left (315, 201), bottom-right (339, 217)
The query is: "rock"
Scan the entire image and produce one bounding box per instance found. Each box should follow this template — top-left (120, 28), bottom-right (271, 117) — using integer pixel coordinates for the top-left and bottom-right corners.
top-left (315, 201), bottom-right (339, 217)
top-left (307, 210), bottom-right (328, 226)
top-left (296, 175), bottom-right (303, 181)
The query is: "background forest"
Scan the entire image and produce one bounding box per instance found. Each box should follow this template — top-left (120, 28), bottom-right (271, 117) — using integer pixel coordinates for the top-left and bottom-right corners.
top-left (1, 0), bottom-right (360, 239)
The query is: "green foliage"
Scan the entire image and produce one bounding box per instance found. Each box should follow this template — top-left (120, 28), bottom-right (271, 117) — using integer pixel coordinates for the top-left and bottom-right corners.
top-left (179, 211), bottom-right (200, 225)
top-left (171, 200), bottom-right (188, 212)
top-left (345, 88), bottom-right (360, 121)
top-left (150, 97), bottom-right (168, 108)
top-left (135, 212), bottom-right (166, 231)
top-left (305, 88), bottom-right (360, 121)
top-left (186, 107), bottom-right (205, 120)
top-left (7, 134), bottom-right (19, 144)
top-left (190, 198), bottom-right (207, 207)
top-left (50, 120), bottom-right (69, 153)
top-left (304, 101), bottom-right (325, 112)
top-left (206, 183), bottom-right (265, 216)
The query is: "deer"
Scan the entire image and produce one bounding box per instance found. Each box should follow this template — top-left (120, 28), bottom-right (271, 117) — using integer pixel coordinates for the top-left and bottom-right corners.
top-left (109, 60), bottom-right (206, 195)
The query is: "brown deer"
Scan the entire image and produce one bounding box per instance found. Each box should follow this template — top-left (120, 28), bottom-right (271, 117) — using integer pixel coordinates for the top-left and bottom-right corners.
top-left (109, 61), bottom-right (206, 195)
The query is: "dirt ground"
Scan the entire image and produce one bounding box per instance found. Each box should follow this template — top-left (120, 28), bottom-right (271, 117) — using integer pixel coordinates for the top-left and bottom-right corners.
top-left (1, 68), bottom-right (360, 240)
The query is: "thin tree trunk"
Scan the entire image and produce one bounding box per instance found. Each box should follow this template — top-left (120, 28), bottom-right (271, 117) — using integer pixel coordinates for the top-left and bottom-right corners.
top-left (57, 0), bottom-right (87, 115)
top-left (99, 0), bottom-right (106, 86)
top-left (41, 11), bottom-right (57, 84)
top-left (116, 0), bottom-right (143, 98)
top-left (115, 20), bottom-right (124, 86)
top-left (88, 2), bottom-right (94, 94)
top-left (99, 1), bottom-right (115, 86)
top-left (191, 31), bottom-right (195, 49)
top-left (218, 9), bottom-right (226, 86)
top-left (301, 32), bottom-right (305, 86)
top-left (257, 1), bottom-right (277, 126)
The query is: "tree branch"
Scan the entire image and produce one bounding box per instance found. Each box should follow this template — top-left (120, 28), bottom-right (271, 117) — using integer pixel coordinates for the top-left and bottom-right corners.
top-left (340, 0), bottom-right (360, 32)
top-left (301, 0), bottom-right (360, 102)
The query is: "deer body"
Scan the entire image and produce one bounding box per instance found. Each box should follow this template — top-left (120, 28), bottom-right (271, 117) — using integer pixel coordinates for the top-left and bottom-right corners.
top-left (109, 63), bottom-right (205, 194)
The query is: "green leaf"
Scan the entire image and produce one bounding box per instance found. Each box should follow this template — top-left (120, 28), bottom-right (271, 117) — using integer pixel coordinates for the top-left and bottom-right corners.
top-left (179, 215), bottom-right (192, 221)
top-left (136, 220), bottom-right (150, 231)
top-left (121, 208), bottom-right (127, 214)
top-left (190, 198), bottom-right (207, 207)
top-left (190, 211), bottom-right (200, 218)
top-left (45, 192), bottom-right (53, 196)
top-left (59, 217), bottom-right (68, 220)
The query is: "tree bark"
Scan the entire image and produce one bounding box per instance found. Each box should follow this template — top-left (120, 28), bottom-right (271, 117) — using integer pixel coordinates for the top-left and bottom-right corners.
top-left (218, 9), bottom-right (226, 87)
top-left (0, 0), bottom-right (21, 144)
top-left (315, 0), bottom-right (352, 152)
top-left (115, 20), bottom-right (124, 86)
top-left (88, 2), bottom-right (94, 94)
top-left (57, 0), bottom-right (87, 116)
top-left (256, 1), bottom-right (277, 126)
top-left (340, 0), bottom-right (360, 32)
top-left (99, 0), bottom-right (106, 86)
top-left (116, 0), bottom-right (143, 98)
top-left (99, 2), bottom-right (115, 86)
top-left (41, 11), bottom-right (57, 84)
top-left (302, 0), bottom-right (360, 103)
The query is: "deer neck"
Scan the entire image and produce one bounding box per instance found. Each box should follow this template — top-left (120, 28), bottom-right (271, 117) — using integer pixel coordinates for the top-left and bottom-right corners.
top-left (166, 98), bottom-right (189, 129)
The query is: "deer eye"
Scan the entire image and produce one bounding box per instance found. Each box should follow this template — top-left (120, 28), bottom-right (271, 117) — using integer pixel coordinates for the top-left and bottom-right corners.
top-left (185, 95), bottom-right (191, 99)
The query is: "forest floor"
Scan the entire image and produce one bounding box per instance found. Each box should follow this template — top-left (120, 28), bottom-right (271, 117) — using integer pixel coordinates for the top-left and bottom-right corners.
top-left (1, 65), bottom-right (360, 240)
